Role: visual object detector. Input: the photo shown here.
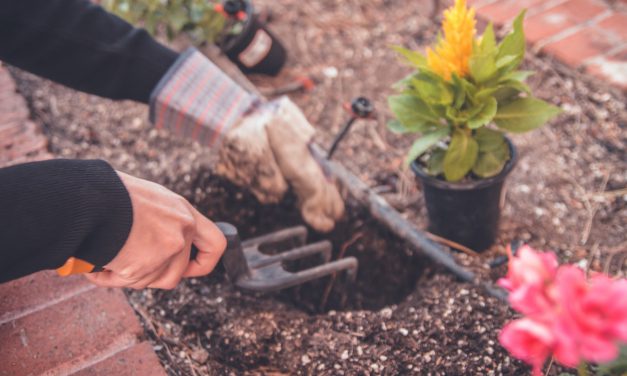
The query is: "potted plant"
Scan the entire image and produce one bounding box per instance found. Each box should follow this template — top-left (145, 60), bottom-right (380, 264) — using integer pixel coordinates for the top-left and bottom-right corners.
top-left (387, 0), bottom-right (561, 251)
top-left (102, 0), bottom-right (286, 76)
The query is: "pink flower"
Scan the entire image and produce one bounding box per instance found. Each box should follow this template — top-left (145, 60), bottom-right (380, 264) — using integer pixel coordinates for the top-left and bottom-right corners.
top-left (499, 318), bottom-right (554, 376)
top-left (498, 245), bottom-right (558, 290)
top-left (552, 266), bottom-right (627, 365)
top-left (498, 245), bottom-right (559, 316)
top-left (588, 276), bottom-right (627, 342)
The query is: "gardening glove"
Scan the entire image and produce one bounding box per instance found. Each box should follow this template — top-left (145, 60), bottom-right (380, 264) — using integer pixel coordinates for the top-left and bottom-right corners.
top-left (222, 96), bottom-right (345, 232)
top-left (150, 48), bottom-right (344, 232)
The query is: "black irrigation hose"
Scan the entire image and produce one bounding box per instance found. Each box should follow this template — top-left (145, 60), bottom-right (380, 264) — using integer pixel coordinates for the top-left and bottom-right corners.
top-left (327, 117), bottom-right (357, 160)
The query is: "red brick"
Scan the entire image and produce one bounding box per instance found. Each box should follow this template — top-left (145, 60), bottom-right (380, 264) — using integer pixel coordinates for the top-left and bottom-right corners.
top-left (543, 26), bottom-right (615, 66)
top-left (0, 120), bottom-right (38, 141)
top-left (73, 342), bottom-right (166, 376)
top-left (0, 271), bottom-right (95, 325)
top-left (0, 287), bottom-right (143, 376)
top-left (525, 0), bottom-right (608, 43)
top-left (597, 12), bottom-right (627, 41)
top-left (0, 106), bottom-right (29, 126)
top-left (0, 121), bottom-right (24, 140)
top-left (1, 131), bottom-right (48, 157)
top-left (0, 69), bottom-right (16, 93)
top-left (585, 46), bottom-right (627, 90)
top-left (0, 126), bottom-right (41, 148)
top-left (0, 95), bottom-right (27, 116)
top-left (476, 0), bottom-right (548, 25)
top-left (1, 151), bottom-right (54, 168)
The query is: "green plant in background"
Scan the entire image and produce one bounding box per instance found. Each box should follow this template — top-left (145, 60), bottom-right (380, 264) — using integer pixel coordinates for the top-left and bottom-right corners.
top-left (102, 0), bottom-right (226, 44)
top-left (387, 0), bottom-right (561, 182)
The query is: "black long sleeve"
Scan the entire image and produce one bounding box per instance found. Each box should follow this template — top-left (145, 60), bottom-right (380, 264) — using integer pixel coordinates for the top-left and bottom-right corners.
top-left (0, 159), bottom-right (133, 283)
top-left (0, 0), bottom-right (179, 103)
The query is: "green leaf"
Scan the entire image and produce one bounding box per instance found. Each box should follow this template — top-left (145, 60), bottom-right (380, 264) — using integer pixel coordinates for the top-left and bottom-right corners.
top-left (492, 86), bottom-right (521, 102)
top-left (168, 6), bottom-right (189, 32)
top-left (427, 147), bottom-right (446, 176)
top-left (451, 74), bottom-right (467, 109)
top-left (387, 119), bottom-right (410, 134)
top-left (473, 144), bottom-right (509, 178)
top-left (468, 97), bottom-right (498, 129)
top-left (503, 70), bottom-right (534, 82)
top-left (392, 72), bottom-right (417, 91)
top-left (472, 128), bottom-right (510, 178)
top-left (392, 46), bottom-right (428, 68)
top-left (405, 127), bottom-right (450, 166)
top-left (497, 10), bottom-right (526, 71)
top-left (499, 79), bottom-right (531, 93)
top-left (469, 51), bottom-right (497, 84)
top-left (494, 98), bottom-right (562, 133)
top-left (443, 130), bottom-right (479, 182)
top-left (474, 127), bottom-right (506, 151)
top-left (496, 55), bottom-right (517, 69)
top-left (411, 71), bottom-right (454, 105)
top-left (480, 23), bottom-right (497, 55)
top-left (101, 0), bottom-right (224, 43)
top-left (474, 87), bottom-right (499, 102)
top-left (388, 95), bottom-right (440, 132)
top-left (445, 107), bottom-right (465, 123)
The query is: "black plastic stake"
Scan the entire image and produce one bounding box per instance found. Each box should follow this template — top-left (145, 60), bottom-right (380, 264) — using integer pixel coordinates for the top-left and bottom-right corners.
top-left (327, 97), bottom-right (374, 160)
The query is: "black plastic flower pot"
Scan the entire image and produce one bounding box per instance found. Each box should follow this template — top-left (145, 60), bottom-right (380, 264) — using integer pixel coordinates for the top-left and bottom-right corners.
top-left (219, 2), bottom-right (287, 76)
top-left (410, 138), bottom-right (517, 252)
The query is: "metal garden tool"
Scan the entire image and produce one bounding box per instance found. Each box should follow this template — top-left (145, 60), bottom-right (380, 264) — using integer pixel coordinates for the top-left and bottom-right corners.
top-left (214, 222), bottom-right (359, 292)
top-left (58, 222), bottom-right (359, 293)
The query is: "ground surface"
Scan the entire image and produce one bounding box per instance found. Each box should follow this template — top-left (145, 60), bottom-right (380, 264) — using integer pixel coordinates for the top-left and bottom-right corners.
top-left (9, 0), bottom-right (627, 374)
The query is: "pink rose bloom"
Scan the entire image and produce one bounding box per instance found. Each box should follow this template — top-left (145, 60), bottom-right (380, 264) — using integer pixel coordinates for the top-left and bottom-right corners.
top-left (589, 276), bottom-right (627, 342)
top-left (499, 318), bottom-right (554, 376)
top-left (498, 245), bottom-right (559, 317)
top-left (553, 266), bottom-right (627, 366)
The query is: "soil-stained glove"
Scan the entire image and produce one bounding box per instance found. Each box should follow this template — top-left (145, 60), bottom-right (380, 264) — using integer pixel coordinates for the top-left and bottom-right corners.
top-left (221, 97), bottom-right (345, 232)
top-left (150, 48), bottom-right (344, 232)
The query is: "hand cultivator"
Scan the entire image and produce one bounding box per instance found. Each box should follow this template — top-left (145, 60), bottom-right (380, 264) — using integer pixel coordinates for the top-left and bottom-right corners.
top-left (58, 222), bottom-right (358, 292)
top-left (214, 222), bottom-right (358, 292)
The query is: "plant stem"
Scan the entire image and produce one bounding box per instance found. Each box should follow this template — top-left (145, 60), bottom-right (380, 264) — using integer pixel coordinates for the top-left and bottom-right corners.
top-left (577, 362), bottom-right (588, 376)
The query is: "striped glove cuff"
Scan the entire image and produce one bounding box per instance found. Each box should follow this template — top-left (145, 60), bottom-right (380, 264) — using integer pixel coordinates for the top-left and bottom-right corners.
top-left (149, 48), bottom-right (259, 147)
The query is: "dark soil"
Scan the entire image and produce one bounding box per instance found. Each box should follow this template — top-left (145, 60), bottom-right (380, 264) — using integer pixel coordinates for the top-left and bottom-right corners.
top-left (8, 0), bottom-right (626, 374)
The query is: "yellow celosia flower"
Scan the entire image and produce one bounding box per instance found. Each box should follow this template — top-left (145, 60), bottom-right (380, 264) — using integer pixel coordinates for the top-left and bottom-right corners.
top-left (427, 0), bottom-right (477, 80)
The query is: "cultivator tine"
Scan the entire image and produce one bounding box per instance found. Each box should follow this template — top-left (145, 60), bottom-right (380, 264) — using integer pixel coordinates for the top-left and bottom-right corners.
top-left (238, 257), bottom-right (359, 292)
top-left (241, 226), bottom-right (308, 248)
top-left (247, 240), bottom-right (333, 269)
top-left (215, 222), bottom-right (359, 293)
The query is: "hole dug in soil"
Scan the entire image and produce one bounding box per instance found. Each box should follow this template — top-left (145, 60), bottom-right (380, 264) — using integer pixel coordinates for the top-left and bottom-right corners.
top-left (192, 174), bottom-right (427, 313)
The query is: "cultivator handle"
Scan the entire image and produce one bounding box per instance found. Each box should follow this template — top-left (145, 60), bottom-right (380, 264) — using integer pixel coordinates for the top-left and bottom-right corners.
top-left (58, 221), bottom-right (241, 277)
top-left (189, 222), bottom-right (248, 281)
top-left (56, 257), bottom-right (98, 276)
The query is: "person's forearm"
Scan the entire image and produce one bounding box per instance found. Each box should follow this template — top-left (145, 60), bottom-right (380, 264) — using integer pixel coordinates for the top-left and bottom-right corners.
top-left (0, 159), bottom-right (132, 283)
top-left (0, 0), bottom-right (178, 103)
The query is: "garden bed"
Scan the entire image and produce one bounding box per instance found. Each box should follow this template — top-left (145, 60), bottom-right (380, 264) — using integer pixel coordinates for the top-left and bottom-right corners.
top-left (9, 0), bottom-right (626, 374)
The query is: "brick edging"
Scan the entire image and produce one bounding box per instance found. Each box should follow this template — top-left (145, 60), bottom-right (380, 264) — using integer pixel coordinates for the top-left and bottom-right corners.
top-left (469, 0), bottom-right (627, 90)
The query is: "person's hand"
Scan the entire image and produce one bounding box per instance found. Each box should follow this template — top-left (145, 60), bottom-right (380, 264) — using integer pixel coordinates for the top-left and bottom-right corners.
top-left (217, 97), bottom-right (345, 232)
top-left (85, 172), bottom-right (226, 289)
top-left (149, 49), bottom-right (344, 232)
